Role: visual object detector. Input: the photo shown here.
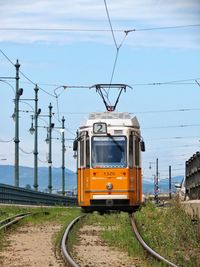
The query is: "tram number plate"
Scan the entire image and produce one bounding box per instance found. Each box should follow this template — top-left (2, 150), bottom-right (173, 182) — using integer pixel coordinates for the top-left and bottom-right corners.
top-left (93, 123), bottom-right (107, 134)
top-left (104, 171), bottom-right (115, 176)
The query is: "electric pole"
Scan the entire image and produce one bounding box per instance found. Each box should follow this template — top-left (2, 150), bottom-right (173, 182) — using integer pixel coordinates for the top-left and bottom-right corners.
top-left (33, 85), bottom-right (39, 191)
top-left (169, 165), bottom-right (172, 199)
top-left (14, 60), bottom-right (23, 187)
top-left (61, 116), bottom-right (65, 196)
top-left (48, 103), bottom-right (53, 193)
top-left (155, 158), bottom-right (159, 204)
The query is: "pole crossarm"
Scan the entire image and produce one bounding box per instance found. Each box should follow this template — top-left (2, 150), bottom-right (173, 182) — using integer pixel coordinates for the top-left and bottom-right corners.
top-left (0, 77), bottom-right (16, 79)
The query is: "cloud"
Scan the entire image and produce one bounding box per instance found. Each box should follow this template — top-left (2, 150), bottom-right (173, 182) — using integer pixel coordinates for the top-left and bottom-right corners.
top-left (0, 0), bottom-right (199, 47)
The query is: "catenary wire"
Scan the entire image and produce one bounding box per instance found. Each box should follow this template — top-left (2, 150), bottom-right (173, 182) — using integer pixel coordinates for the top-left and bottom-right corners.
top-left (103, 0), bottom-right (129, 99)
top-left (0, 24), bottom-right (199, 32)
top-left (103, 0), bottom-right (117, 49)
top-left (54, 86), bottom-right (66, 123)
top-left (0, 79), bottom-right (15, 94)
top-left (143, 123), bottom-right (200, 130)
top-left (0, 137), bottom-right (14, 143)
top-left (38, 157), bottom-right (48, 163)
top-left (0, 48), bottom-right (56, 98)
top-left (2, 77), bottom-right (200, 89)
top-left (145, 135), bottom-right (200, 141)
top-left (19, 147), bottom-right (33, 154)
top-left (58, 107), bottom-right (200, 115)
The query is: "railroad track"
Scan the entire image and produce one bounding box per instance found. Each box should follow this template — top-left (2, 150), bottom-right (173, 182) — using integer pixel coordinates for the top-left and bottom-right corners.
top-left (0, 212), bottom-right (32, 231)
top-left (0, 211), bottom-right (49, 231)
top-left (61, 214), bottom-right (86, 267)
top-left (61, 213), bottom-right (179, 267)
top-left (130, 214), bottom-right (179, 267)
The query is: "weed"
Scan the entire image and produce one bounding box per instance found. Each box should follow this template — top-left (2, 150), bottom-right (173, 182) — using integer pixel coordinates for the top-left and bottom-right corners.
top-left (0, 205), bottom-right (81, 260)
top-left (135, 202), bottom-right (200, 267)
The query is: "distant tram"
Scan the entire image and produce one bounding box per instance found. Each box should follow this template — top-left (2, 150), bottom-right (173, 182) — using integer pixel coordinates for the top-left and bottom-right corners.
top-left (73, 112), bottom-right (145, 212)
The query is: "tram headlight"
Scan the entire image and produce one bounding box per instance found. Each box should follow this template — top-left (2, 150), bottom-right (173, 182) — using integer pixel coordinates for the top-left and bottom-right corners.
top-left (106, 182), bottom-right (113, 190)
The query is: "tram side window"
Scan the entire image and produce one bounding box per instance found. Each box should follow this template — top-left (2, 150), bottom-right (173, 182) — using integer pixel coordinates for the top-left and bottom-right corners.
top-left (86, 139), bottom-right (90, 168)
top-left (80, 139), bottom-right (84, 166)
top-left (135, 137), bottom-right (140, 166)
top-left (129, 136), bottom-right (133, 168)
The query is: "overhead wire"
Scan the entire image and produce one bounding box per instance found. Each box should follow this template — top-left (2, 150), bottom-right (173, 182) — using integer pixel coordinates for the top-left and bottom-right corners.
top-left (19, 100), bottom-right (34, 112)
top-left (145, 135), bottom-right (200, 141)
top-left (143, 123), bottom-right (200, 130)
top-left (0, 48), bottom-right (15, 67)
top-left (30, 77), bottom-right (200, 88)
top-left (0, 48), bottom-right (63, 143)
top-left (132, 24), bottom-right (200, 32)
top-left (38, 157), bottom-right (48, 163)
top-left (1, 21), bottom-right (199, 164)
top-left (103, 0), bottom-right (129, 102)
top-left (147, 143), bottom-right (199, 151)
top-left (2, 51), bottom-right (196, 127)
top-left (0, 79), bottom-right (15, 94)
top-left (131, 77), bottom-right (200, 87)
top-left (53, 86), bottom-right (66, 123)
top-left (19, 146), bottom-right (33, 154)
top-left (103, 0), bottom-right (117, 49)
top-left (0, 24), bottom-right (199, 33)
top-left (0, 48), bottom-right (56, 98)
top-left (0, 137), bottom-right (14, 143)
top-left (56, 107), bottom-right (200, 116)
top-left (2, 76), bottom-right (200, 90)
top-left (64, 127), bottom-right (76, 137)
top-left (19, 71), bottom-right (56, 98)
top-left (134, 107), bottom-right (200, 114)
top-left (195, 80), bottom-right (200, 87)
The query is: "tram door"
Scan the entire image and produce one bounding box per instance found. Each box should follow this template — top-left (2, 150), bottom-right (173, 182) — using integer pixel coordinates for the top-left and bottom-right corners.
top-left (134, 136), bottom-right (141, 203)
top-left (130, 134), bottom-right (141, 204)
top-left (78, 132), bottom-right (90, 205)
top-left (79, 136), bottom-right (85, 204)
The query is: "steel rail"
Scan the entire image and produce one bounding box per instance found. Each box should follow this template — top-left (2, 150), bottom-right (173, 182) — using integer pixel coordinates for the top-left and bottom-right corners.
top-left (61, 214), bottom-right (86, 267)
top-left (0, 212), bottom-right (32, 230)
top-left (130, 215), bottom-right (178, 267)
top-left (0, 211), bottom-right (49, 231)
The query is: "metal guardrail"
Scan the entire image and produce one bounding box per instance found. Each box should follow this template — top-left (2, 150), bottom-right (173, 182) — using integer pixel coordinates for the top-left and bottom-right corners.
top-left (0, 183), bottom-right (77, 206)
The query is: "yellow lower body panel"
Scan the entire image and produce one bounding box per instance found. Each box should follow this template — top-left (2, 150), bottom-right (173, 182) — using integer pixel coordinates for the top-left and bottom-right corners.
top-left (78, 167), bottom-right (142, 210)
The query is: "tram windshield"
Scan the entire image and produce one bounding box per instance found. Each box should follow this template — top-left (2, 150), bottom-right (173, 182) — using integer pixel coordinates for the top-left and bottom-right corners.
top-left (92, 136), bottom-right (127, 168)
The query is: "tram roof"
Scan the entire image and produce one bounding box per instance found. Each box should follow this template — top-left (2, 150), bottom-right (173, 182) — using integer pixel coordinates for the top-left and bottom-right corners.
top-left (82, 112), bottom-right (140, 128)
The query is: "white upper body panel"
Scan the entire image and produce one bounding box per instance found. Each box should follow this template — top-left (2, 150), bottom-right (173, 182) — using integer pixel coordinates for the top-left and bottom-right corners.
top-left (80, 112), bottom-right (140, 129)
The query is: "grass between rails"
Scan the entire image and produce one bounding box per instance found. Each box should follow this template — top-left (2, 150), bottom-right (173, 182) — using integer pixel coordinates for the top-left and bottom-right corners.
top-left (78, 211), bottom-right (159, 267)
top-left (0, 205), bottom-right (81, 260)
top-left (0, 205), bottom-right (34, 221)
top-left (134, 202), bottom-right (200, 267)
top-left (71, 203), bottom-right (200, 267)
top-left (19, 206), bottom-right (81, 255)
top-left (0, 205), bottom-right (36, 253)
top-left (1, 204), bottom-right (199, 267)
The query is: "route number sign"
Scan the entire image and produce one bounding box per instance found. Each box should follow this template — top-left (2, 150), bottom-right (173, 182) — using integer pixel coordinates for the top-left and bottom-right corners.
top-left (93, 123), bottom-right (107, 134)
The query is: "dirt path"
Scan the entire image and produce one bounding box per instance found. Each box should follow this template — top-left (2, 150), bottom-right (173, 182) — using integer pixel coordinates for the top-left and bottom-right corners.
top-left (0, 223), bottom-right (64, 267)
top-left (73, 225), bottom-right (142, 267)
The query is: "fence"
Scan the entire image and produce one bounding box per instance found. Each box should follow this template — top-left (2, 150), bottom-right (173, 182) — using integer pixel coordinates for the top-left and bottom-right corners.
top-left (0, 183), bottom-right (77, 206)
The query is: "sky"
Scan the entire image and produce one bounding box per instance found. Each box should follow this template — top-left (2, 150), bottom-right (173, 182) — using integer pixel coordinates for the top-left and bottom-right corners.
top-left (0, 0), bottom-right (200, 183)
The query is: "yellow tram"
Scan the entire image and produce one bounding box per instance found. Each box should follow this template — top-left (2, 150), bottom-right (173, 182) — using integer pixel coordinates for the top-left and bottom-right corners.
top-left (73, 112), bottom-right (145, 212)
